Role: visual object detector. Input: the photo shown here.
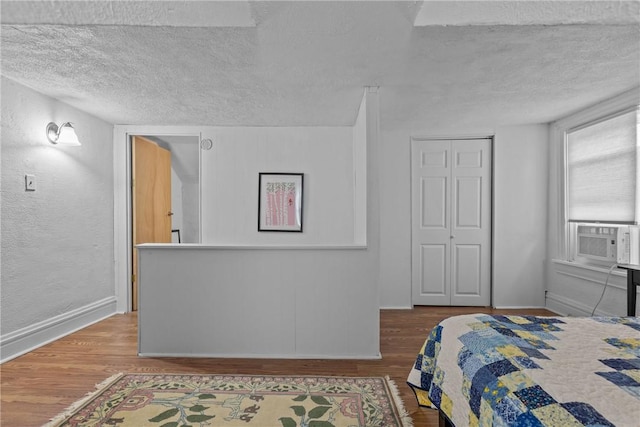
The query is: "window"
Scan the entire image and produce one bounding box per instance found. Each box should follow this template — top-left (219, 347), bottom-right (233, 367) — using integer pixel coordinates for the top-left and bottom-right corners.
top-left (563, 105), bottom-right (639, 264)
top-left (566, 109), bottom-right (637, 224)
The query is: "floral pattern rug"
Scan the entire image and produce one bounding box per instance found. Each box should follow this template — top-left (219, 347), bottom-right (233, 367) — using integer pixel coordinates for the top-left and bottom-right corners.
top-left (46, 373), bottom-right (413, 427)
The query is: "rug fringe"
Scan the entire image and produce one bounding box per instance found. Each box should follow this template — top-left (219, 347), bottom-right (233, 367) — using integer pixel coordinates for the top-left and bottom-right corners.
top-left (385, 375), bottom-right (414, 427)
top-left (43, 373), bottom-right (124, 427)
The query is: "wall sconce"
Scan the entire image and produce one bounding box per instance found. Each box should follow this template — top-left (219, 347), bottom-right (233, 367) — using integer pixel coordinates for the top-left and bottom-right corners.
top-left (46, 122), bottom-right (81, 146)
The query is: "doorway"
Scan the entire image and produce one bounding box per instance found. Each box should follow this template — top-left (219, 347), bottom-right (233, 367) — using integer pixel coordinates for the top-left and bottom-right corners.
top-left (130, 134), bottom-right (201, 310)
top-left (411, 137), bottom-right (492, 306)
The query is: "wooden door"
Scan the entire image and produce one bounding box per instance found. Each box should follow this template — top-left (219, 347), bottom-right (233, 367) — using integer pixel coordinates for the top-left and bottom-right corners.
top-left (132, 136), bottom-right (172, 311)
top-left (411, 138), bottom-right (492, 306)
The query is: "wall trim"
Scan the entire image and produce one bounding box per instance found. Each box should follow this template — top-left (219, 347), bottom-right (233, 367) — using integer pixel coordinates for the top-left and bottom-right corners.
top-left (552, 87), bottom-right (639, 130)
top-left (0, 297), bottom-right (117, 364)
top-left (379, 306), bottom-right (413, 310)
top-left (552, 259), bottom-right (626, 291)
top-left (545, 291), bottom-right (616, 317)
top-left (137, 243), bottom-right (367, 250)
top-left (492, 306), bottom-right (548, 310)
top-left (555, 269), bottom-right (626, 292)
top-left (139, 352), bottom-right (382, 360)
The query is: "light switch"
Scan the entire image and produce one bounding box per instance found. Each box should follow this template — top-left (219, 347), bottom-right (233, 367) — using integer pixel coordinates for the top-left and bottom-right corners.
top-left (25, 174), bottom-right (36, 191)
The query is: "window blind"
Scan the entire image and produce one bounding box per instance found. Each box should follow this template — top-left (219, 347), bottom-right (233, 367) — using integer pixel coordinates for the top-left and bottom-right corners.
top-left (567, 108), bottom-right (638, 224)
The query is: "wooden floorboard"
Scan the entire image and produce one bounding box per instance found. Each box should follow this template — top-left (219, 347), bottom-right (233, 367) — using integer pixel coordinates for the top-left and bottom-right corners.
top-left (0, 306), bottom-right (553, 426)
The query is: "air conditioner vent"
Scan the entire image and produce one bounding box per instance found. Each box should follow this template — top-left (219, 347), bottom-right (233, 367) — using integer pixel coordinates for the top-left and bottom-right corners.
top-left (575, 225), bottom-right (618, 262)
top-left (579, 236), bottom-right (607, 258)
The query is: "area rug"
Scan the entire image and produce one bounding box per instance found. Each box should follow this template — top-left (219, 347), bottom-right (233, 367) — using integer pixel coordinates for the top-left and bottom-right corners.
top-left (46, 373), bottom-right (413, 427)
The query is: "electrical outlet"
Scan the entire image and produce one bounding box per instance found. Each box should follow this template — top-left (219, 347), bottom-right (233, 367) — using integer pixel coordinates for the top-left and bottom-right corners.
top-left (25, 174), bottom-right (36, 191)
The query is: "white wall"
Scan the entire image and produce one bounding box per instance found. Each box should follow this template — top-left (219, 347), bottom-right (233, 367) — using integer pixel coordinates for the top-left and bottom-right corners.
top-left (136, 90), bottom-right (381, 358)
top-left (200, 127), bottom-right (355, 245)
top-left (1, 77), bottom-right (116, 362)
top-left (113, 90), bottom-right (374, 314)
top-left (545, 89), bottom-right (639, 316)
top-left (492, 125), bottom-right (548, 308)
top-left (138, 245), bottom-right (379, 358)
top-left (378, 126), bottom-right (549, 309)
top-left (378, 129), bottom-right (412, 308)
top-left (546, 261), bottom-right (630, 316)
top-left (182, 181), bottom-right (200, 243)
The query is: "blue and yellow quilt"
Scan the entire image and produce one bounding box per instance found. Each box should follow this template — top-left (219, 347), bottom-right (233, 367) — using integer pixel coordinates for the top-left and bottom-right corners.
top-left (407, 314), bottom-right (640, 426)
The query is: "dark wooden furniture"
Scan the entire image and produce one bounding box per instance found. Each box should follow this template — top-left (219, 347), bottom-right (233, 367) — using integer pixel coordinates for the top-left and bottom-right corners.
top-left (618, 264), bottom-right (640, 316)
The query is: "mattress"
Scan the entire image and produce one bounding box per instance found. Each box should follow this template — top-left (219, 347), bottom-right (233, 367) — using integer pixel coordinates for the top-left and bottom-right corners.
top-left (407, 314), bottom-right (640, 426)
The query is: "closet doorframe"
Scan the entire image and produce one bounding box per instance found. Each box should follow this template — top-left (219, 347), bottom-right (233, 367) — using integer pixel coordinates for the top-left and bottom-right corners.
top-left (411, 137), bottom-right (492, 307)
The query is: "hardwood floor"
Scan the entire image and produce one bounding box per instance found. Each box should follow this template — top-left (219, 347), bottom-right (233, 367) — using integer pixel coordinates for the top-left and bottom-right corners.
top-left (0, 306), bottom-right (553, 426)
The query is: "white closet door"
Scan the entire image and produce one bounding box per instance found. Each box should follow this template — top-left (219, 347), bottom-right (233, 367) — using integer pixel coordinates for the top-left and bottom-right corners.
top-left (411, 138), bottom-right (492, 306)
top-left (411, 140), bottom-right (452, 305)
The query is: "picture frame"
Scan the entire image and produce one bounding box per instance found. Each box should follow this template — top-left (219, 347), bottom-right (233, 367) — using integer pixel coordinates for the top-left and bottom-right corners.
top-left (258, 173), bottom-right (304, 232)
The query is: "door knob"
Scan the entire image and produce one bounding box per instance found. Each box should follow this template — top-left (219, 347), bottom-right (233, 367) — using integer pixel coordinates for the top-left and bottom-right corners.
top-left (168, 211), bottom-right (174, 216)
top-left (450, 235), bottom-right (455, 239)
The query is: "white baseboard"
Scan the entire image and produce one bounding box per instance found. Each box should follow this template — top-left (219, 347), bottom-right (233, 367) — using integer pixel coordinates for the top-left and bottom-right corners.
top-left (492, 306), bottom-right (547, 310)
top-left (0, 297), bottom-right (117, 364)
top-left (139, 352), bottom-right (383, 360)
top-left (545, 292), bottom-right (615, 317)
top-left (380, 306), bottom-right (413, 310)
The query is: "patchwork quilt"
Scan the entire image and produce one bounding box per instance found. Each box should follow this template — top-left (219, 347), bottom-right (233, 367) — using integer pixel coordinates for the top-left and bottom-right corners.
top-left (406, 314), bottom-right (640, 426)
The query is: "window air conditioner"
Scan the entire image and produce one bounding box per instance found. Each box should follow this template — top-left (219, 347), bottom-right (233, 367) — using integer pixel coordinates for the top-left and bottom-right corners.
top-left (576, 224), bottom-right (639, 265)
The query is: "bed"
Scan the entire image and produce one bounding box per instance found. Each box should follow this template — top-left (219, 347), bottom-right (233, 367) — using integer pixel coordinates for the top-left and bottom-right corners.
top-left (407, 314), bottom-right (640, 426)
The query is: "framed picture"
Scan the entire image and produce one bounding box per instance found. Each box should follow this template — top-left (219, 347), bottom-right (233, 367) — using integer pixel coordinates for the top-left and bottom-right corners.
top-left (258, 173), bottom-right (304, 232)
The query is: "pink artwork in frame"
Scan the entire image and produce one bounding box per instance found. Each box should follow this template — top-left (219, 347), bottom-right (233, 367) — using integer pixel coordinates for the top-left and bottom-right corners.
top-left (258, 173), bottom-right (303, 232)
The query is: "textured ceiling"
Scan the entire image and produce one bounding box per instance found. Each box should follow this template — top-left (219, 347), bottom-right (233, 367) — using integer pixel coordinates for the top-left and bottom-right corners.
top-left (1, 1), bottom-right (639, 131)
top-left (415, 0), bottom-right (640, 26)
